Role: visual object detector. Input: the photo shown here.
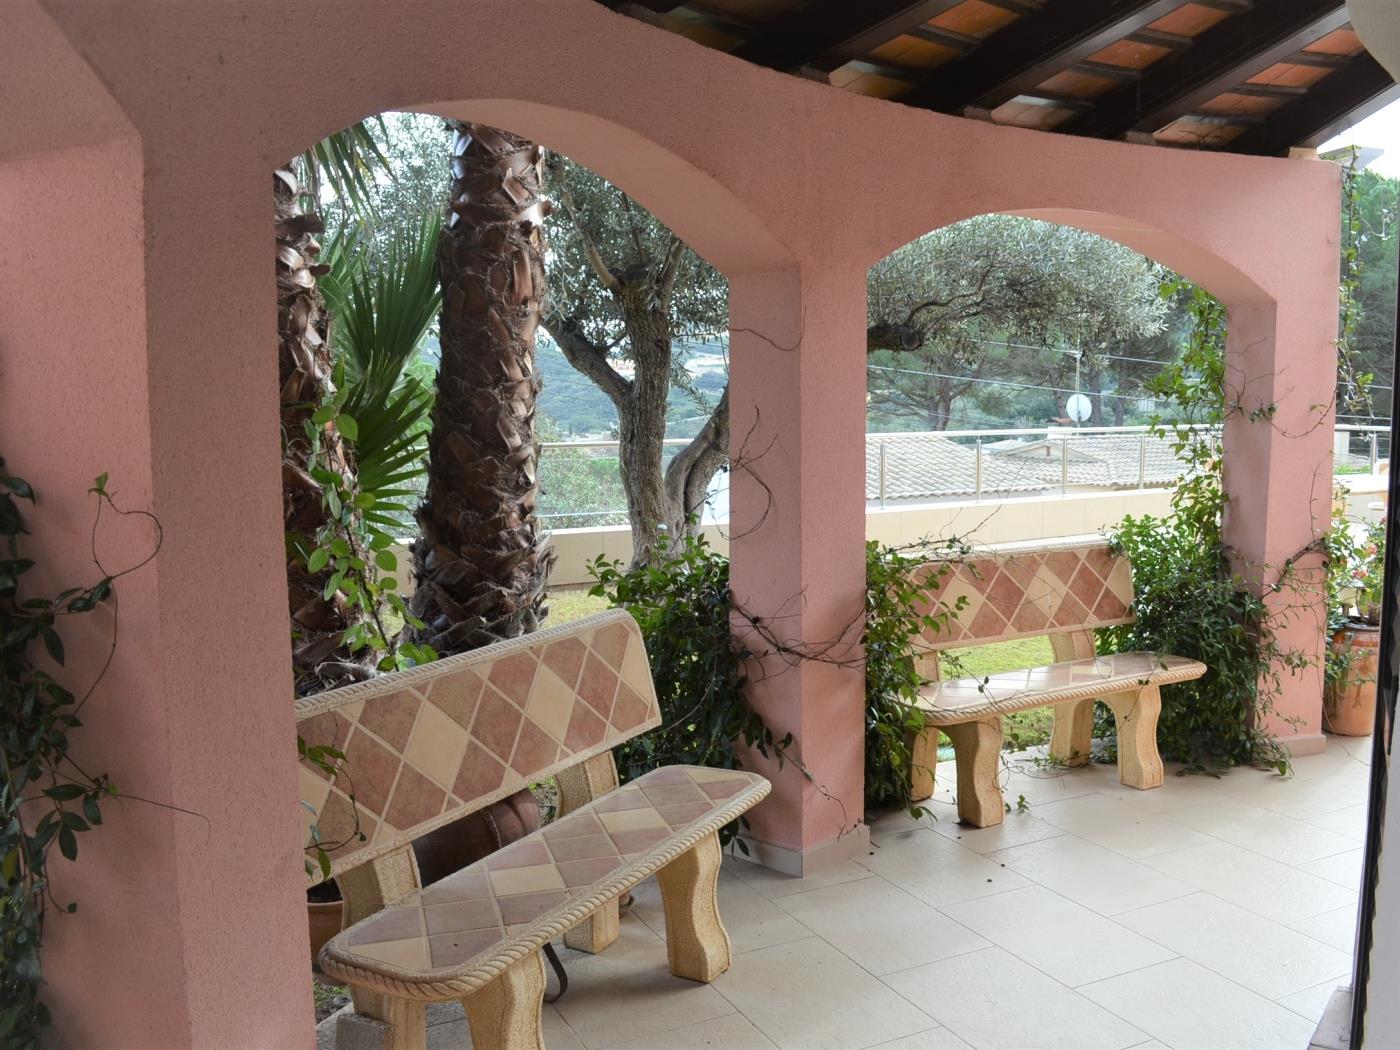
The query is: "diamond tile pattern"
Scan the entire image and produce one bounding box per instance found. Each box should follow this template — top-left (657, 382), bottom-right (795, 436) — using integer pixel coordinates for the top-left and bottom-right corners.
top-left (325, 766), bottom-right (765, 979)
top-left (296, 611), bottom-right (661, 879)
top-left (913, 539), bottom-right (1136, 651)
top-left (919, 652), bottom-right (1207, 725)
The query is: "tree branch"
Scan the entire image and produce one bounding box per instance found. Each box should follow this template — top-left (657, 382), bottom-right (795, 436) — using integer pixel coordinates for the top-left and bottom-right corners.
top-left (545, 154), bottom-right (620, 293)
top-left (543, 314), bottom-right (632, 407)
top-left (664, 384), bottom-right (730, 520)
top-left (658, 235), bottom-right (687, 306)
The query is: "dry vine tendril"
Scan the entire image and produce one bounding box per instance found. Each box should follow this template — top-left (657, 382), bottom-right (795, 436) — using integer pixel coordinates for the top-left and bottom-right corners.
top-left (1, 463), bottom-right (161, 1047)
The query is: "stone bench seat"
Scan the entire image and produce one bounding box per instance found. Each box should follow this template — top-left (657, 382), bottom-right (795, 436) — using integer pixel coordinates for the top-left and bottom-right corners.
top-left (916, 652), bottom-right (1207, 725)
top-left (905, 538), bottom-right (1210, 829)
top-left (318, 765), bottom-right (769, 1005)
top-left (297, 610), bottom-right (773, 1050)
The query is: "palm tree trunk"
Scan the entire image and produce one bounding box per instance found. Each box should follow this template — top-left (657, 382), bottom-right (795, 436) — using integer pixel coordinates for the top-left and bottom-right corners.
top-left (410, 123), bottom-right (554, 653)
top-left (276, 167), bottom-right (367, 694)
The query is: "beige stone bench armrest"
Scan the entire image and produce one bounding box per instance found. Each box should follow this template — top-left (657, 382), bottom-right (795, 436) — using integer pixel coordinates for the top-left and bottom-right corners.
top-left (915, 652), bottom-right (1207, 726)
top-left (319, 766), bottom-right (769, 1002)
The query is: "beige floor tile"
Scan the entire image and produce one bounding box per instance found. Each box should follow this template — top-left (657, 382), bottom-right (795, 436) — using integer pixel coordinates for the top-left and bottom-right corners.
top-left (1080, 958), bottom-right (1315, 1050)
top-left (987, 834), bottom-right (1193, 917)
top-left (939, 886), bottom-right (1175, 988)
top-left (1289, 904), bottom-right (1359, 953)
top-left (861, 827), bottom-right (1029, 908)
top-left (1289, 750), bottom-right (1373, 799)
top-left (998, 762), bottom-right (1105, 808)
top-left (552, 916), bottom-right (737, 1049)
top-left (1086, 770), bottom-right (1231, 815)
top-left (774, 875), bottom-right (990, 976)
top-left (714, 937), bottom-right (934, 1050)
top-left (1165, 798), bottom-right (1357, 865)
top-left (602, 1012), bottom-right (779, 1049)
top-left (1142, 840), bottom-right (1356, 924)
top-left (1214, 767), bottom-right (1360, 821)
top-left (1114, 892), bottom-right (1353, 999)
top-left (1299, 848), bottom-right (1365, 890)
top-left (1276, 979), bottom-right (1350, 1024)
top-left (865, 1029), bottom-right (976, 1049)
top-left (1029, 793), bottom-right (1212, 859)
top-left (630, 871), bottom-right (811, 955)
top-left (929, 809), bottom-right (1065, 854)
top-left (1305, 803), bottom-right (1369, 842)
top-left (882, 946), bottom-right (1146, 1050)
top-left (1335, 735), bottom-right (1374, 764)
top-left (726, 853), bottom-right (875, 900)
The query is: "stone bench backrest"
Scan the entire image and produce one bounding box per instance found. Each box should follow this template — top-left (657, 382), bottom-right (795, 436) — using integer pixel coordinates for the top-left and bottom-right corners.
top-left (911, 537), bottom-right (1136, 653)
top-left (295, 609), bottom-right (659, 882)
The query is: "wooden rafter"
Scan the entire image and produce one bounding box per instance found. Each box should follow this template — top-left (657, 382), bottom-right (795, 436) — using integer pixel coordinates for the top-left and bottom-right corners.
top-left (731, 0), bottom-right (964, 73)
top-left (1226, 52), bottom-right (1399, 155)
top-left (901, 0), bottom-right (1185, 114)
top-left (1063, 0), bottom-right (1351, 139)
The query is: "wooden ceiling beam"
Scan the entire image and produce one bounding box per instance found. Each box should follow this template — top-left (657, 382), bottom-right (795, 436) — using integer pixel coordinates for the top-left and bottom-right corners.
top-left (1062, 0), bottom-right (1351, 139)
top-left (1227, 52), bottom-right (1399, 155)
top-left (730, 0), bottom-right (963, 73)
top-left (899, 0), bottom-right (1184, 114)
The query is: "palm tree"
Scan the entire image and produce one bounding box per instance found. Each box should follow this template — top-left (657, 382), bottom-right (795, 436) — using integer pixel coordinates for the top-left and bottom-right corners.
top-left (276, 164), bottom-right (369, 692)
top-left (409, 123), bottom-right (555, 652)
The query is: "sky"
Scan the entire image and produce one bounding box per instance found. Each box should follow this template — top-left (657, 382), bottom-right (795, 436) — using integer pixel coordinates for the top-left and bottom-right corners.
top-left (1321, 98), bottom-right (1400, 175)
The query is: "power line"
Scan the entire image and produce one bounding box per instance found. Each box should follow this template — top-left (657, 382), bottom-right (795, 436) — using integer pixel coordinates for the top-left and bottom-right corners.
top-left (867, 363), bottom-right (1155, 404)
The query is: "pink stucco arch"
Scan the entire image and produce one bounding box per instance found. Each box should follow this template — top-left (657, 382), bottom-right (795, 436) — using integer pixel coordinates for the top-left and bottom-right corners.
top-left (1, 1), bottom-right (1342, 1044)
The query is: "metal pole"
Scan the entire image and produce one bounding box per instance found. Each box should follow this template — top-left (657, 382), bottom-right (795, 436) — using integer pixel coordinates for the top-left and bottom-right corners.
top-left (975, 438), bottom-right (983, 502)
top-left (1373, 429), bottom-right (1380, 474)
top-left (1138, 435), bottom-right (1147, 489)
top-left (878, 441), bottom-right (887, 509)
top-left (1060, 437), bottom-right (1069, 496)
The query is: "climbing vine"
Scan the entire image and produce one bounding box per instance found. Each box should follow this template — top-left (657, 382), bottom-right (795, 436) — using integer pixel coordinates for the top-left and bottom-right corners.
top-left (1, 463), bottom-right (160, 1048)
top-left (1099, 282), bottom-right (1294, 773)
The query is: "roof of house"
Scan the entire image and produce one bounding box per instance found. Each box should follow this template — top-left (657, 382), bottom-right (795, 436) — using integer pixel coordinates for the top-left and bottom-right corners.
top-left (866, 433), bottom-right (1050, 501)
top-left (598, 1), bottom-right (1396, 158)
top-left (992, 432), bottom-right (1194, 488)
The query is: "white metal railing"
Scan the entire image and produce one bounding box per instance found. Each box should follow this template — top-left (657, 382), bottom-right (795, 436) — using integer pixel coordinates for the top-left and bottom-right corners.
top-left (536, 423), bottom-right (1390, 522)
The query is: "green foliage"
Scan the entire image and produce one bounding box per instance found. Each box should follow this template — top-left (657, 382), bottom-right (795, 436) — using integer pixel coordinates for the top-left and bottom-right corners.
top-left (297, 371), bottom-right (437, 676)
top-left (587, 535), bottom-right (784, 847)
top-left (320, 212), bottom-right (441, 531)
top-left (1099, 283), bottom-right (1289, 773)
top-left (588, 533), bottom-right (961, 826)
top-left (1, 465), bottom-right (155, 1047)
top-left (862, 540), bottom-right (966, 811)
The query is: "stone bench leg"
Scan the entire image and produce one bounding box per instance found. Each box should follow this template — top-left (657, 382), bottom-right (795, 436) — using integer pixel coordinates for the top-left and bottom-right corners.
top-left (944, 716), bottom-right (1003, 828)
top-left (1049, 698), bottom-right (1095, 767)
top-left (1104, 685), bottom-right (1164, 790)
top-left (909, 725), bottom-right (939, 802)
top-left (462, 950), bottom-right (546, 1050)
top-left (655, 830), bottom-right (731, 982)
top-left (335, 997), bottom-right (426, 1050)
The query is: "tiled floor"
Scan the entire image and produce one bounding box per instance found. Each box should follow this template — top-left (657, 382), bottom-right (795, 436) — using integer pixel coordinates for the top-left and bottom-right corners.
top-left (319, 735), bottom-right (1372, 1050)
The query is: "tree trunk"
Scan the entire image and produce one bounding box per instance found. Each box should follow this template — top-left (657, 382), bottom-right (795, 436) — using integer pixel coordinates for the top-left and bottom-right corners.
top-left (410, 123), bottom-right (554, 653)
top-left (276, 167), bottom-right (368, 695)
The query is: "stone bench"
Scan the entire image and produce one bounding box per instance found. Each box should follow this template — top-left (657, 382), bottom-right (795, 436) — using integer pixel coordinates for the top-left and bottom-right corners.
top-left (297, 610), bottom-right (770, 1050)
top-left (906, 537), bottom-right (1207, 827)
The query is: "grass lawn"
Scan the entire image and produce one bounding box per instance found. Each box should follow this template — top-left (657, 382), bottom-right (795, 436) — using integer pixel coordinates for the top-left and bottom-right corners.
top-left (545, 588), bottom-right (1059, 751)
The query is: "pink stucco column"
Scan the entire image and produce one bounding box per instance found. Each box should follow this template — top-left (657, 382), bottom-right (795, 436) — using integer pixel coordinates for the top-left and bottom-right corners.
top-left (0, 15), bottom-right (314, 1038)
top-left (727, 264), bottom-right (870, 874)
top-left (1222, 298), bottom-right (1337, 754)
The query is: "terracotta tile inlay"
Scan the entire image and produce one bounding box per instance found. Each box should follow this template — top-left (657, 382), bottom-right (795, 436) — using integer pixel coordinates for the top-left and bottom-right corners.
top-left (915, 541), bottom-right (1137, 650)
top-left (296, 611), bottom-right (665, 879)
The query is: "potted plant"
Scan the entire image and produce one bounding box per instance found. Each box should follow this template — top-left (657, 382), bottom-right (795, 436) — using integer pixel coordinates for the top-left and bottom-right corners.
top-left (1325, 500), bottom-right (1385, 737)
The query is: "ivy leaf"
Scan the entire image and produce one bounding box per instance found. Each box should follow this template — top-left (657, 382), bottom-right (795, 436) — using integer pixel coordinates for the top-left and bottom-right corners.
top-left (306, 548), bottom-right (330, 574)
top-left (58, 827), bottom-right (78, 862)
top-left (41, 626), bottom-right (64, 666)
top-left (336, 414), bottom-right (359, 442)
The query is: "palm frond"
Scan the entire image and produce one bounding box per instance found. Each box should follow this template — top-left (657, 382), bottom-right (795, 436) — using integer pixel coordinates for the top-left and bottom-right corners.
top-left (323, 209), bottom-right (443, 521)
top-left (299, 119), bottom-right (392, 214)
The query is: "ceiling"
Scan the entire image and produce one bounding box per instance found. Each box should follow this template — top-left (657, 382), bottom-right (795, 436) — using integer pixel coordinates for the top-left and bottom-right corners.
top-left (598, 0), bottom-right (1400, 156)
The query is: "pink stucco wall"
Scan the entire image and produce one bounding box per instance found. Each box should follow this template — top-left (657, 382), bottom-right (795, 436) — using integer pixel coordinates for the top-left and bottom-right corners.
top-left (1, 0), bottom-right (1339, 1043)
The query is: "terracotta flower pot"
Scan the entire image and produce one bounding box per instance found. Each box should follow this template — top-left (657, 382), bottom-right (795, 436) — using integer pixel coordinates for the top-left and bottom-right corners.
top-left (308, 898), bottom-right (344, 971)
top-left (1326, 624), bottom-right (1380, 737)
